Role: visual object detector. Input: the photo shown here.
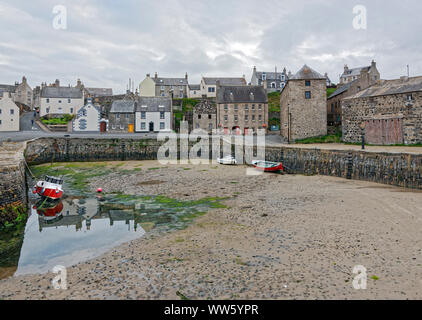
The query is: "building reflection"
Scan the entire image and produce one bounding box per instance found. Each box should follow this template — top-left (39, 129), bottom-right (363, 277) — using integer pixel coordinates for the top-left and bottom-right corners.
top-left (34, 197), bottom-right (174, 233)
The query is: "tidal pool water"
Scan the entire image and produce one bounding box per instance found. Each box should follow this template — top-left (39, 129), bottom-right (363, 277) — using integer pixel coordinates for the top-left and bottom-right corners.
top-left (0, 163), bottom-right (226, 279)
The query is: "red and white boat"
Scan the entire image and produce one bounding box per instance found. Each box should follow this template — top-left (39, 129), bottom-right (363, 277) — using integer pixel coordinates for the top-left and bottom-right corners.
top-left (33, 176), bottom-right (64, 200)
top-left (252, 161), bottom-right (284, 173)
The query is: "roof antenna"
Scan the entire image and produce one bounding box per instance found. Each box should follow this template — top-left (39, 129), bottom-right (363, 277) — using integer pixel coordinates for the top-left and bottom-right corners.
top-left (407, 65), bottom-right (410, 77)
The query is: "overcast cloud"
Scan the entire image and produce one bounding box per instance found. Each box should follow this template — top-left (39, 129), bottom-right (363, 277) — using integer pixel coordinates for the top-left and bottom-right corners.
top-left (0, 0), bottom-right (421, 93)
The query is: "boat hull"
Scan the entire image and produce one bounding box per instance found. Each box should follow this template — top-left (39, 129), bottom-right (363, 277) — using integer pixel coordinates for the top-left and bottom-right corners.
top-left (33, 186), bottom-right (64, 200)
top-left (253, 162), bottom-right (284, 172)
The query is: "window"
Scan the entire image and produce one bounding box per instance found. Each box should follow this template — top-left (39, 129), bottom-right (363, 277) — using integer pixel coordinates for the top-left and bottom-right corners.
top-left (259, 115), bottom-right (262, 121)
top-left (245, 104), bottom-right (249, 110)
top-left (125, 113), bottom-right (129, 119)
top-left (252, 115), bottom-right (256, 121)
top-left (46, 98), bottom-right (50, 103)
top-left (331, 104), bottom-right (334, 113)
top-left (234, 115), bottom-right (238, 122)
top-left (234, 104), bottom-right (238, 111)
top-left (271, 82), bottom-right (276, 88)
top-left (224, 105), bottom-right (228, 111)
top-left (141, 122), bottom-right (146, 130)
top-left (251, 104), bottom-right (255, 111)
top-left (209, 123), bottom-right (213, 130)
top-left (198, 114), bottom-right (202, 120)
top-left (305, 91), bottom-right (311, 99)
top-left (0, 109), bottom-right (2, 114)
top-left (407, 94), bottom-right (413, 101)
top-left (160, 112), bottom-right (165, 119)
top-left (70, 108), bottom-right (74, 113)
top-left (58, 100), bottom-right (62, 103)
top-left (141, 112), bottom-right (146, 119)
top-left (224, 115), bottom-right (228, 122)
top-left (208, 114), bottom-right (212, 120)
top-left (46, 108), bottom-right (50, 114)
top-left (208, 87), bottom-right (215, 93)
top-left (10, 109), bottom-right (14, 115)
top-left (161, 86), bottom-right (164, 90)
top-left (117, 113), bottom-right (120, 119)
top-left (161, 93), bottom-right (165, 97)
top-left (179, 92), bottom-right (183, 98)
top-left (245, 115), bottom-right (249, 121)
top-left (0, 120), bottom-right (2, 125)
top-left (262, 73), bottom-right (266, 81)
top-left (160, 122), bottom-right (165, 130)
top-left (305, 80), bottom-right (311, 86)
top-left (68, 99), bottom-right (71, 103)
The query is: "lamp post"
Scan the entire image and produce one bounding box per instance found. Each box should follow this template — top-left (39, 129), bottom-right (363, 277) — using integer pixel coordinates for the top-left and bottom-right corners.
top-left (360, 122), bottom-right (366, 150)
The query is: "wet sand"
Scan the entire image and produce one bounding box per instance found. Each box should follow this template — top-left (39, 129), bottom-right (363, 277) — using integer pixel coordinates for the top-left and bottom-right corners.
top-left (1, 160), bottom-right (422, 300)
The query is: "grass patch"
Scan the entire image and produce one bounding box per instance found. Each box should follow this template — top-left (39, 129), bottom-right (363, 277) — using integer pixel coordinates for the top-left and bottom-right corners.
top-left (268, 92), bottom-right (280, 113)
top-left (295, 132), bottom-right (342, 144)
top-left (41, 114), bottom-right (75, 125)
top-left (371, 275), bottom-right (380, 281)
top-left (327, 87), bottom-right (337, 98)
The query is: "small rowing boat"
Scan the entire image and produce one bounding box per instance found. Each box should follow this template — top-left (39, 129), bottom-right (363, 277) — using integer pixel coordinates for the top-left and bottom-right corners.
top-left (252, 161), bottom-right (284, 173)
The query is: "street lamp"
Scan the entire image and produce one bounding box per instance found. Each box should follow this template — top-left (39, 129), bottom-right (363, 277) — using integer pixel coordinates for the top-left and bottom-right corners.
top-left (360, 122), bottom-right (366, 150)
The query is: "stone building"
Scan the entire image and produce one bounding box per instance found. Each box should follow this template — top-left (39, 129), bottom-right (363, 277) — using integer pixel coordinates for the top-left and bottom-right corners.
top-left (39, 80), bottom-right (84, 117)
top-left (216, 84), bottom-right (268, 135)
top-left (280, 65), bottom-right (327, 142)
top-left (135, 96), bottom-right (172, 132)
top-left (188, 84), bottom-right (202, 98)
top-left (72, 98), bottom-right (101, 132)
top-left (328, 64), bottom-right (380, 127)
top-left (109, 100), bottom-right (136, 133)
top-left (201, 77), bottom-right (247, 98)
top-left (250, 66), bottom-right (289, 93)
top-left (340, 60), bottom-right (380, 85)
top-left (14, 76), bottom-right (33, 108)
top-left (0, 93), bottom-right (20, 132)
top-left (193, 99), bottom-right (217, 133)
top-left (0, 76), bottom-right (33, 108)
top-left (139, 73), bottom-right (188, 98)
top-left (342, 76), bottom-right (422, 145)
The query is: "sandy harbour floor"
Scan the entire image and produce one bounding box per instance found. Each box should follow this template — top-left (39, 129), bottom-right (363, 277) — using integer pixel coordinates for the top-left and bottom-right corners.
top-left (1, 160), bottom-right (422, 300)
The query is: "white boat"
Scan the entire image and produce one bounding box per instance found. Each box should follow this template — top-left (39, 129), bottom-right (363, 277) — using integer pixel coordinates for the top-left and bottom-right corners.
top-left (217, 155), bottom-right (237, 165)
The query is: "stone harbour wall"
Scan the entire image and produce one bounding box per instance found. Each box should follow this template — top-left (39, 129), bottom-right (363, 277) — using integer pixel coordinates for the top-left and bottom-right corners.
top-left (23, 138), bottom-right (422, 190)
top-left (265, 147), bottom-right (422, 189)
top-left (0, 142), bottom-right (28, 225)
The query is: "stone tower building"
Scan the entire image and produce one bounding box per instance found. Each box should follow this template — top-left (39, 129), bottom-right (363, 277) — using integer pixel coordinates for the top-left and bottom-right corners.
top-left (280, 65), bottom-right (327, 142)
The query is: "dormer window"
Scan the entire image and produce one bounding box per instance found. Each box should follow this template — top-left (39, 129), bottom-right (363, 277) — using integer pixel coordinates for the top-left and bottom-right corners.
top-left (262, 73), bottom-right (266, 81)
top-left (407, 94), bottom-right (413, 101)
top-left (249, 92), bottom-right (254, 101)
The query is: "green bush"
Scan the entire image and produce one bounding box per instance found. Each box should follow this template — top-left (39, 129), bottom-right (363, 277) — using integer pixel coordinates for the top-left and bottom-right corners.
top-left (41, 114), bottom-right (75, 125)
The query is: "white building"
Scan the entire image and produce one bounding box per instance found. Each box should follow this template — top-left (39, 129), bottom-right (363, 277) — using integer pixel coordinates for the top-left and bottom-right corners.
top-left (188, 84), bottom-right (202, 98)
top-left (135, 97), bottom-right (172, 132)
top-left (200, 77), bottom-right (247, 98)
top-left (72, 98), bottom-right (101, 132)
top-left (39, 82), bottom-right (84, 117)
top-left (0, 93), bottom-right (20, 132)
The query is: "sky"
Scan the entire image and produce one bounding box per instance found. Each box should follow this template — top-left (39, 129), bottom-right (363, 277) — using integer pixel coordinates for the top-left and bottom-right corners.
top-left (0, 0), bottom-right (421, 94)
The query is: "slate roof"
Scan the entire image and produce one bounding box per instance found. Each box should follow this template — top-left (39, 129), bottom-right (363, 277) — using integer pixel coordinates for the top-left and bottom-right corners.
top-left (153, 78), bottom-right (188, 86)
top-left (203, 77), bottom-right (247, 86)
top-left (328, 80), bottom-right (356, 99)
top-left (290, 65), bottom-right (325, 80)
top-left (136, 97), bottom-right (172, 112)
top-left (110, 100), bottom-right (136, 113)
top-left (189, 84), bottom-right (200, 90)
top-left (85, 87), bottom-right (113, 97)
top-left (216, 86), bottom-right (268, 104)
top-left (255, 71), bottom-right (288, 81)
top-left (0, 84), bottom-right (17, 93)
top-left (345, 76), bottom-right (422, 100)
top-left (342, 66), bottom-right (371, 78)
top-left (41, 87), bottom-right (83, 99)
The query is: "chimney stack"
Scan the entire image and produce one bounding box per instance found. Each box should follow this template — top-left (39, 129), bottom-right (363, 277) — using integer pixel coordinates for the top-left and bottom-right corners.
top-left (55, 79), bottom-right (60, 87)
top-left (155, 72), bottom-right (158, 80)
top-left (185, 72), bottom-right (188, 80)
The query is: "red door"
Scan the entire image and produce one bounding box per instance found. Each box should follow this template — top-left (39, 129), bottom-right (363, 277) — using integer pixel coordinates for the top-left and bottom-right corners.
top-left (100, 122), bottom-right (107, 133)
